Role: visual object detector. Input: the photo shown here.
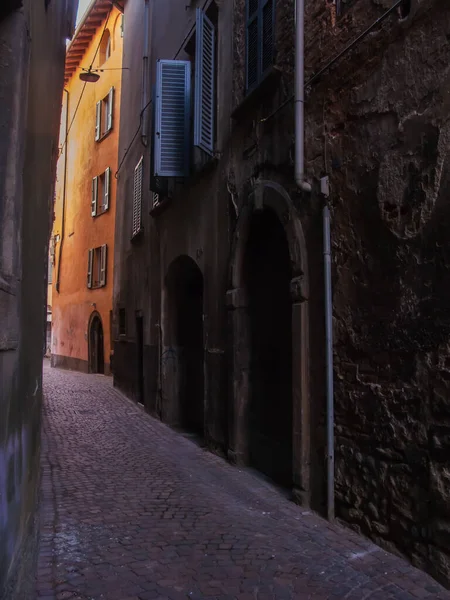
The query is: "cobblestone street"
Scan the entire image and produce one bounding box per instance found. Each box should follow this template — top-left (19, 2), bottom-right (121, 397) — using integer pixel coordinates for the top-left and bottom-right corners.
top-left (36, 363), bottom-right (450, 600)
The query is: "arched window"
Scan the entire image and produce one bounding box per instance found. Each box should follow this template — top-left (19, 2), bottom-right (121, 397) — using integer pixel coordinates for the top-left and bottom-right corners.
top-left (99, 29), bottom-right (111, 65)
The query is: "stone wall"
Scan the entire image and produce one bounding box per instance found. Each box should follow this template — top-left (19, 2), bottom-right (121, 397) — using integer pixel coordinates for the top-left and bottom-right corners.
top-left (0, 1), bottom-right (76, 597)
top-left (300, 0), bottom-right (450, 586)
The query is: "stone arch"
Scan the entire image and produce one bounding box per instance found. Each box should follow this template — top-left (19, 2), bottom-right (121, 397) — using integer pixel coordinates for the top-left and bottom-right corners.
top-left (227, 180), bottom-right (310, 504)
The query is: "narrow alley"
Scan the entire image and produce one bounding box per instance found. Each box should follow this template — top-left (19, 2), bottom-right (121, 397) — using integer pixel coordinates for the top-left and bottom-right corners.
top-left (37, 363), bottom-right (450, 600)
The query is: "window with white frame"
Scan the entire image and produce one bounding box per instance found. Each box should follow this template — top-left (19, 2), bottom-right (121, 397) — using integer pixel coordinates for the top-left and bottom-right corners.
top-left (87, 245), bottom-right (107, 289)
top-left (91, 167), bottom-right (111, 216)
top-left (95, 87), bottom-right (114, 141)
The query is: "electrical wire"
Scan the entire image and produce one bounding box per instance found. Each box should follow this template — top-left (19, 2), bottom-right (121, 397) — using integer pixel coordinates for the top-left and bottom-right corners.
top-left (260, 0), bottom-right (404, 124)
top-left (58, 7), bottom-right (112, 159)
top-left (115, 98), bottom-right (152, 179)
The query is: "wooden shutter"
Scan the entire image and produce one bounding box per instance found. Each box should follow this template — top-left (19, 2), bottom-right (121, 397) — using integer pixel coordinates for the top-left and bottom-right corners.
top-left (95, 101), bottom-right (101, 140)
top-left (107, 87), bottom-right (114, 132)
top-left (100, 244), bottom-right (107, 286)
top-left (132, 157), bottom-right (143, 238)
top-left (87, 249), bottom-right (94, 288)
top-left (154, 60), bottom-right (191, 178)
top-left (104, 167), bottom-right (111, 211)
top-left (194, 9), bottom-right (215, 155)
top-left (91, 176), bottom-right (98, 216)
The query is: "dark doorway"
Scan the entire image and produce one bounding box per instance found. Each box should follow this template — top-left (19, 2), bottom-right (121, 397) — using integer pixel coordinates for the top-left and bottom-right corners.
top-left (89, 314), bottom-right (104, 374)
top-left (136, 314), bottom-right (144, 405)
top-left (166, 257), bottom-right (204, 436)
top-left (244, 208), bottom-right (293, 486)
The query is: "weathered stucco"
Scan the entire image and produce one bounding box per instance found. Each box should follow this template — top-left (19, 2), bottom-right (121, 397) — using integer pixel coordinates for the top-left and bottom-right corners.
top-left (52, 6), bottom-right (123, 376)
top-left (0, 1), bottom-right (77, 598)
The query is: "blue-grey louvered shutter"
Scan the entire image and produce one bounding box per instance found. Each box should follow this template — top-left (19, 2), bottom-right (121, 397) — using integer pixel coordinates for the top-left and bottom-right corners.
top-left (154, 60), bottom-right (191, 178)
top-left (194, 8), bottom-right (215, 155)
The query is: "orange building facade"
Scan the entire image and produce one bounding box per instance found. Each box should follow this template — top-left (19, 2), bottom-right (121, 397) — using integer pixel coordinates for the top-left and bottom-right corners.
top-left (51, 0), bottom-right (123, 375)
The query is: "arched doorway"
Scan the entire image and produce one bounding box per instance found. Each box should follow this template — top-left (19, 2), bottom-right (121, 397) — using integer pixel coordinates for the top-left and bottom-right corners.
top-left (227, 181), bottom-right (310, 504)
top-left (244, 208), bottom-right (293, 485)
top-left (163, 256), bottom-right (204, 435)
top-left (89, 313), bottom-right (104, 374)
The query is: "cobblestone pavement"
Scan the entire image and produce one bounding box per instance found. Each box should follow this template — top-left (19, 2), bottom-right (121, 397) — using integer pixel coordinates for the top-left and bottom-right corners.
top-left (37, 363), bottom-right (450, 600)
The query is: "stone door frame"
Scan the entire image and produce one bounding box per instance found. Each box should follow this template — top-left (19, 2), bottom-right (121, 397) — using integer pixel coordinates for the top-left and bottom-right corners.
top-left (226, 180), bottom-right (311, 506)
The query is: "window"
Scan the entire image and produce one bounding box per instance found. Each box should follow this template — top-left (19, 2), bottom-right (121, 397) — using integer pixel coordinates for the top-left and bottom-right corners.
top-left (152, 7), bottom-right (217, 180)
top-left (48, 256), bottom-right (53, 284)
top-left (119, 308), bottom-right (126, 335)
top-left (132, 157), bottom-right (143, 238)
top-left (99, 30), bottom-right (111, 65)
top-left (87, 245), bottom-right (107, 289)
top-left (91, 167), bottom-right (111, 216)
top-left (246, 0), bottom-right (274, 92)
top-left (95, 87), bottom-right (114, 141)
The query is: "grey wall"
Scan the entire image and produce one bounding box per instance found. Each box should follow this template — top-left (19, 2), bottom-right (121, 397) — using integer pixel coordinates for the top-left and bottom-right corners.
top-left (0, 1), bottom-right (77, 597)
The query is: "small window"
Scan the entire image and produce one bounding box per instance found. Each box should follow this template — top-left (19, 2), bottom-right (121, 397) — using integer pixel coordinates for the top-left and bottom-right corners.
top-left (119, 308), bottom-right (126, 336)
top-left (87, 245), bottom-right (107, 289)
top-left (99, 30), bottom-right (111, 65)
top-left (95, 87), bottom-right (114, 141)
top-left (246, 0), bottom-right (274, 92)
top-left (91, 168), bottom-right (111, 216)
top-left (48, 256), bottom-right (53, 284)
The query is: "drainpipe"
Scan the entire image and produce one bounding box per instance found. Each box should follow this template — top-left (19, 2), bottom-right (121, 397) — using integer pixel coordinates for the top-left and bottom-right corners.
top-left (141, 0), bottom-right (151, 146)
top-left (323, 202), bottom-right (334, 521)
top-left (295, 0), bottom-right (311, 192)
top-left (56, 88), bottom-right (69, 294)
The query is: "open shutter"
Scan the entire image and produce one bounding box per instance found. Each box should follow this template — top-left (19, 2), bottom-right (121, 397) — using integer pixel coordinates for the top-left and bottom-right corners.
top-left (91, 176), bottom-right (98, 216)
top-left (87, 249), bottom-right (94, 288)
top-left (107, 87), bottom-right (114, 132)
top-left (95, 101), bottom-right (101, 140)
top-left (154, 60), bottom-right (191, 178)
top-left (132, 157), bottom-right (143, 238)
top-left (194, 9), bottom-right (215, 155)
top-left (100, 244), bottom-right (107, 286)
top-left (104, 167), bottom-right (111, 211)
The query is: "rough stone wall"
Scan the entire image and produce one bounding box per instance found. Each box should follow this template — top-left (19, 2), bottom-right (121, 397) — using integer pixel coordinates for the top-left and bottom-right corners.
top-left (300, 0), bottom-right (450, 587)
top-left (0, 1), bottom-right (76, 597)
top-left (230, 0), bottom-right (450, 585)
